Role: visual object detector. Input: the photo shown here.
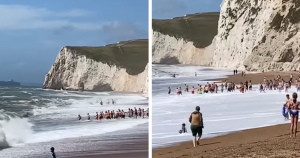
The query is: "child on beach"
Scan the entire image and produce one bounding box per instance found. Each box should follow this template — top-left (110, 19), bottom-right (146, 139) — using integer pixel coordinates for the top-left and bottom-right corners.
top-left (179, 123), bottom-right (187, 134)
top-left (282, 104), bottom-right (289, 120)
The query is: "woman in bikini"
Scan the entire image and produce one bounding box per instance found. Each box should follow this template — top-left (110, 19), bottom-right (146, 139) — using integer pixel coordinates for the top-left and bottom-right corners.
top-left (288, 92), bottom-right (300, 137)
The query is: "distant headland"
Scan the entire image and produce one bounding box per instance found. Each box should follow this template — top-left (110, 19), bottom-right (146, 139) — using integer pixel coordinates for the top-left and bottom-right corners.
top-left (0, 80), bottom-right (21, 86)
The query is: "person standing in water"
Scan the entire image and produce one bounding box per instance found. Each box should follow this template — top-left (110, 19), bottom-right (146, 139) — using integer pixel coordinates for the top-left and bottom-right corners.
top-left (87, 113), bottom-right (90, 120)
top-left (288, 92), bottom-right (300, 137)
top-left (189, 106), bottom-right (204, 147)
top-left (168, 87), bottom-right (171, 94)
top-left (95, 112), bottom-right (99, 120)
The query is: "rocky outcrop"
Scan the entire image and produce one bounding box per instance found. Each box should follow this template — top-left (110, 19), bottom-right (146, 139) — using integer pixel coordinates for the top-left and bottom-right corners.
top-left (153, 0), bottom-right (300, 72)
top-left (43, 39), bottom-right (148, 94)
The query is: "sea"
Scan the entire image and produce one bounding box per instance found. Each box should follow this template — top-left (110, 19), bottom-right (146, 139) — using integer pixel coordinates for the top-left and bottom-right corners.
top-left (0, 86), bottom-right (148, 158)
top-left (152, 64), bottom-right (291, 148)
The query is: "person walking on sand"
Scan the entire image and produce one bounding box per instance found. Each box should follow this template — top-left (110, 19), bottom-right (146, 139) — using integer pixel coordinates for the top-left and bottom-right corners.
top-left (189, 106), bottom-right (204, 147)
top-left (288, 92), bottom-right (300, 137)
top-left (50, 147), bottom-right (56, 158)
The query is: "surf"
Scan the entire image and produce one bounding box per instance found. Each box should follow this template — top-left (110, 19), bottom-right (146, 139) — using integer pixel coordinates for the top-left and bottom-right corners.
top-left (0, 113), bottom-right (33, 149)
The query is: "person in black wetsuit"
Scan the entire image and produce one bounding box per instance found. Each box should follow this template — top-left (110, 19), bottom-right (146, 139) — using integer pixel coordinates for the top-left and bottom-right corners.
top-left (50, 147), bottom-right (56, 158)
top-left (168, 87), bottom-right (171, 94)
top-left (100, 100), bottom-right (103, 105)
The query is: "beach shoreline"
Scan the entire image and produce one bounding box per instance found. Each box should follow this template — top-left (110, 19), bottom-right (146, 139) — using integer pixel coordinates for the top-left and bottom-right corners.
top-left (153, 70), bottom-right (300, 158)
top-left (206, 71), bottom-right (300, 84)
top-left (153, 122), bottom-right (300, 158)
top-left (63, 124), bottom-right (148, 158)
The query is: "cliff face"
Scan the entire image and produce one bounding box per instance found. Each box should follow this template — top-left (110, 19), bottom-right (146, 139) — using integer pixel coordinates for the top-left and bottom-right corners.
top-left (152, 13), bottom-right (219, 65)
top-left (153, 0), bottom-right (300, 72)
top-left (43, 40), bottom-right (148, 94)
top-left (152, 31), bottom-right (213, 65)
top-left (208, 0), bottom-right (300, 71)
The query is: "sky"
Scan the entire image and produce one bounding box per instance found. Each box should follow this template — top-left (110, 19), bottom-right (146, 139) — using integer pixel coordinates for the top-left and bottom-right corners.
top-left (152, 0), bottom-right (223, 19)
top-left (0, 0), bottom-right (148, 84)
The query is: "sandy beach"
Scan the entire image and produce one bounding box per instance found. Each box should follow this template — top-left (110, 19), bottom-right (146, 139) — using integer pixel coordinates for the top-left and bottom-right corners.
top-left (153, 70), bottom-right (300, 158)
top-left (67, 134), bottom-right (148, 158)
top-left (61, 124), bottom-right (148, 158)
top-left (208, 71), bottom-right (300, 84)
top-left (153, 122), bottom-right (300, 158)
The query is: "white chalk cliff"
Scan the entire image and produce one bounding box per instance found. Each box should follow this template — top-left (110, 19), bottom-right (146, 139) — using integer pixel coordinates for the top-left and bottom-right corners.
top-left (43, 47), bottom-right (148, 95)
top-left (153, 0), bottom-right (300, 71)
top-left (152, 31), bottom-right (212, 65)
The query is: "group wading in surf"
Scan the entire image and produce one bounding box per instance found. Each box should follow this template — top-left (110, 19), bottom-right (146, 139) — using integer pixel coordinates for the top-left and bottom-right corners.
top-left (171, 72), bottom-right (300, 148)
top-left (169, 74), bottom-right (300, 95)
top-left (77, 107), bottom-right (149, 121)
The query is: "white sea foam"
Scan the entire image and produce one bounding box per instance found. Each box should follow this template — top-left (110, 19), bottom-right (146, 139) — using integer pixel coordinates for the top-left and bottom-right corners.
top-left (27, 118), bottom-right (148, 144)
top-left (0, 90), bottom-right (148, 148)
top-left (152, 65), bottom-right (291, 148)
top-left (1, 96), bottom-right (16, 98)
top-left (0, 114), bottom-right (33, 149)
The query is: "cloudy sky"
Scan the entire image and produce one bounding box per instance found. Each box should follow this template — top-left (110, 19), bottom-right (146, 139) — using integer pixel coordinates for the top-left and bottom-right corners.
top-left (0, 0), bottom-right (148, 84)
top-left (152, 0), bottom-right (222, 19)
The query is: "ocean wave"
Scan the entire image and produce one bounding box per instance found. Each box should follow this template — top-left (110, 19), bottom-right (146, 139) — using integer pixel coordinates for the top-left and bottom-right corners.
top-left (0, 112), bottom-right (33, 149)
top-left (152, 67), bottom-right (173, 78)
top-left (1, 96), bottom-right (16, 98)
top-left (21, 91), bottom-right (32, 95)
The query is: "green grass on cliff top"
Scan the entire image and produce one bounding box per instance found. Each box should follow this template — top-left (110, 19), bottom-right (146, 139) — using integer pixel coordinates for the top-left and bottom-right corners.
top-left (153, 12), bottom-right (219, 48)
top-left (65, 39), bottom-right (148, 75)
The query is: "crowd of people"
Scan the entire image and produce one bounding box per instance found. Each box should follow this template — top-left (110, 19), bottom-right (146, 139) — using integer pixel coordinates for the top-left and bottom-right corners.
top-left (167, 73), bottom-right (300, 95)
top-left (77, 107), bottom-right (149, 121)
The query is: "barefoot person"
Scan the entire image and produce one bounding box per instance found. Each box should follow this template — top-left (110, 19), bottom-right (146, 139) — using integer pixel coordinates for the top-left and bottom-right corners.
top-left (288, 92), bottom-right (300, 137)
top-left (189, 106), bottom-right (204, 147)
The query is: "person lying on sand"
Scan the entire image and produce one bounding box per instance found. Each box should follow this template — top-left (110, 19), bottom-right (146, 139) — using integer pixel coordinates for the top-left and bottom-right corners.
top-left (189, 106), bottom-right (204, 147)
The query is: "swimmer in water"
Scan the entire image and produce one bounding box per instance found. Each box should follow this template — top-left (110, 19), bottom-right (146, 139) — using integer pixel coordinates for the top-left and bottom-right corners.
top-left (100, 100), bottom-right (103, 105)
top-left (87, 113), bottom-right (90, 120)
top-left (78, 114), bottom-right (81, 120)
top-left (259, 83), bottom-right (265, 93)
top-left (179, 123), bottom-right (187, 134)
top-left (168, 87), bottom-right (171, 94)
top-left (191, 86), bottom-right (195, 94)
top-left (288, 92), bottom-right (300, 137)
top-left (95, 112), bottom-right (99, 120)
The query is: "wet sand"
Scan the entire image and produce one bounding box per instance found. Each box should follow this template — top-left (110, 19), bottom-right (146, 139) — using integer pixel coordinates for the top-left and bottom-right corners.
top-left (208, 71), bottom-right (300, 84)
top-left (63, 124), bottom-right (148, 158)
top-left (153, 122), bottom-right (300, 158)
top-left (67, 136), bottom-right (148, 158)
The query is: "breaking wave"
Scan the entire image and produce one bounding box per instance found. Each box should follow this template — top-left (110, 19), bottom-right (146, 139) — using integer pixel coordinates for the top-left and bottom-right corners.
top-left (0, 112), bottom-right (33, 150)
